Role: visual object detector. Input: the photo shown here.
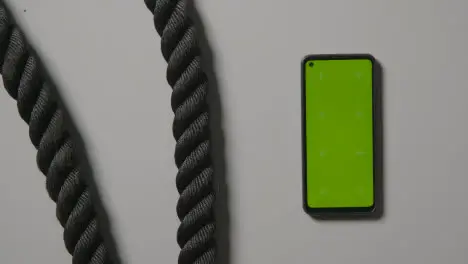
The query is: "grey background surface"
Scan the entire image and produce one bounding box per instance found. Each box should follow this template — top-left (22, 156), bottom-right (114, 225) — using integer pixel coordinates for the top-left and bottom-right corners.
top-left (1, 0), bottom-right (468, 263)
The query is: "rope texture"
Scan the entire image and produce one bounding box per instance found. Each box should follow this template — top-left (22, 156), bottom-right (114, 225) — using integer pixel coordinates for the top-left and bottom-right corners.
top-left (144, 1), bottom-right (216, 264)
top-left (0, 4), bottom-right (111, 264)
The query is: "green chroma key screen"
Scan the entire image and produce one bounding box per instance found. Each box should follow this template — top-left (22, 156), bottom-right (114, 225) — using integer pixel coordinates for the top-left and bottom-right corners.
top-left (302, 55), bottom-right (375, 213)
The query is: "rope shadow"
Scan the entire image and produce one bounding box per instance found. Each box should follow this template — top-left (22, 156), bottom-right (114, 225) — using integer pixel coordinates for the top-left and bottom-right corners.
top-left (187, 1), bottom-right (231, 263)
top-left (51, 83), bottom-right (124, 264)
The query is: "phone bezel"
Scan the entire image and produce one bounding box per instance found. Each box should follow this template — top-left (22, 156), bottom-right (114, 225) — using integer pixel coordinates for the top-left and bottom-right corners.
top-left (301, 54), bottom-right (378, 218)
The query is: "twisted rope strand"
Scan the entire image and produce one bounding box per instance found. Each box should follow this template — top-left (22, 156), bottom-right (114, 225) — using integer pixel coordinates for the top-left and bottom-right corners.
top-left (144, 1), bottom-right (216, 264)
top-left (0, 4), bottom-right (111, 264)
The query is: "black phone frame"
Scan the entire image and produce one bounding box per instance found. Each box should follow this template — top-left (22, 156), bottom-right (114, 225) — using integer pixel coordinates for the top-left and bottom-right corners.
top-left (301, 53), bottom-right (381, 219)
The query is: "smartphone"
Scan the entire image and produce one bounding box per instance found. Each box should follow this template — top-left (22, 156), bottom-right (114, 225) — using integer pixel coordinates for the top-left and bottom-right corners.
top-left (302, 54), bottom-right (376, 216)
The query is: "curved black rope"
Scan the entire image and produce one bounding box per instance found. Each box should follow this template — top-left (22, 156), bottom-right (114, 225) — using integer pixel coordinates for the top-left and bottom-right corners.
top-left (0, 4), bottom-right (111, 264)
top-left (145, 1), bottom-right (216, 264)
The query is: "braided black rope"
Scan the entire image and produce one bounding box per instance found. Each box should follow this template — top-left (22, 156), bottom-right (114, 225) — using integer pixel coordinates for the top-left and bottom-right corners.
top-left (144, 1), bottom-right (216, 264)
top-left (0, 4), bottom-right (111, 264)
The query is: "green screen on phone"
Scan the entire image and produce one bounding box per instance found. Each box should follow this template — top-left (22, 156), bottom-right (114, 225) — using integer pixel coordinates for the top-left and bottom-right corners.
top-left (303, 56), bottom-right (375, 211)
